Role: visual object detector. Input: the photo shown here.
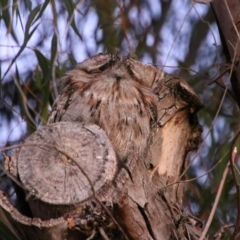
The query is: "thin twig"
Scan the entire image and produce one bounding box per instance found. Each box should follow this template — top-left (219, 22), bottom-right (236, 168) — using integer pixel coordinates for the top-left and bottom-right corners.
top-left (229, 131), bottom-right (240, 240)
top-left (207, 68), bottom-right (230, 85)
top-left (98, 227), bottom-right (110, 240)
top-left (224, 0), bottom-right (240, 41)
top-left (1, 142), bottom-right (130, 240)
top-left (191, 45), bottom-right (238, 239)
top-left (214, 224), bottom-right (234, 240)
top-left (199, 162), bottom-right (230, 240)
top-left (115, 1), bottom-right (133, 52)
top-left (179, 81), bottom-right (229, 178)
top-left (180, 15), bottom-right (239, 178)
top-left (158, 149), bottom-right (229, 192)
top-left (182, 150), bottom-right (229, 183)
top-left (0, 162), bottom-right (25, 191)
top-left (13, 76), bottom-right (37, 128)
top-left (160, 5), bottom-right (193, 71)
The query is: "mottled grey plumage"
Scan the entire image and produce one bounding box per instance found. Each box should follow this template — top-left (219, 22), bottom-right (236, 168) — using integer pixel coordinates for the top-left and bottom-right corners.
top-left (48, 54), bottom-right (159, 159)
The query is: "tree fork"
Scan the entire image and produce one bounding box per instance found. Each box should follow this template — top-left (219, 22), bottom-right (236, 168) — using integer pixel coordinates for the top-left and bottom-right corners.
top-left (1, 54), bottom-right (204, 240)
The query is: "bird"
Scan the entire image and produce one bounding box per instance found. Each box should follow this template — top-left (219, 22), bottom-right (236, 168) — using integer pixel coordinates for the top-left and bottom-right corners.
top-left (48, 53), bottom-right (158, 160)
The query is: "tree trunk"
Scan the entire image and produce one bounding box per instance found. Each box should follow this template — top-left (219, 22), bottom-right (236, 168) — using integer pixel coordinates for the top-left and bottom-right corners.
top-left (1, 54), bottom-right (203, 239)
top-left (211, 0), bottom-right (240, 108)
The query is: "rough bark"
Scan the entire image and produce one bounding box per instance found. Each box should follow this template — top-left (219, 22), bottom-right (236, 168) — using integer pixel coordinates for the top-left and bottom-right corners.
top-left (211, 0), bottom-right (240, 108)
top-left (1, 54), bottom-right (203, 239)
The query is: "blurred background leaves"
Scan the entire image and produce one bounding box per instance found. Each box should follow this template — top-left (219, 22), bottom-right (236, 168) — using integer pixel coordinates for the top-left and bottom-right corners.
top-left (0, 0), bottom-right (239, 239)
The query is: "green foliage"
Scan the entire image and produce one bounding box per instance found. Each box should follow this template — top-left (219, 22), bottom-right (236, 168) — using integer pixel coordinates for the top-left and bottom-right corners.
top-left (0, 0), bottom-right (239, 239)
